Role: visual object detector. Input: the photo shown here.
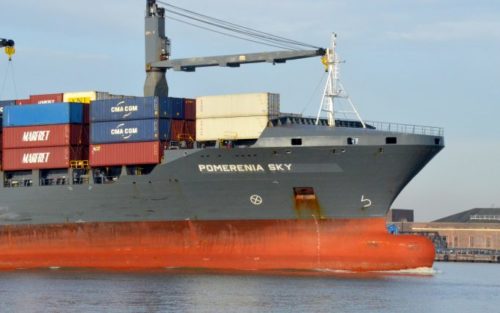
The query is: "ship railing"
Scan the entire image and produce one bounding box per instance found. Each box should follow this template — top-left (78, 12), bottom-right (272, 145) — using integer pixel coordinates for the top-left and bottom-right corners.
top-left (272, 116), bottom-right (444, 136)
top-left (93, 175), bottom-right (119, 184)
top-left (40, 178), bottom-right (69, 186)
top-left (363, 120), bottom-right (444, 136)
top-left (5, 177), bottom-right (91, 187)
top-left (39, 177), bottom-right (87, 186)
top-left (4, 179), bottom-right (33, 188)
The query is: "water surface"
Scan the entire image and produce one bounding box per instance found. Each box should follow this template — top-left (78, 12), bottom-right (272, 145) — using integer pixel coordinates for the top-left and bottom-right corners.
top-left (0, 263), bottom-right (498, 312)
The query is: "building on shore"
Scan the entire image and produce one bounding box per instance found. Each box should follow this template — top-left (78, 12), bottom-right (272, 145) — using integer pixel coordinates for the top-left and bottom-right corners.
top-left (410, 208), bottom-right (500, 250)
top-left (387, 208), bottom-right (500, 262)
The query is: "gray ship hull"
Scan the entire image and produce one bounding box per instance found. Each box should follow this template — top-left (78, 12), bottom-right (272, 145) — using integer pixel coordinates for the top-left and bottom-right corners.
top-left (0, 125), bottom-right (443, 226)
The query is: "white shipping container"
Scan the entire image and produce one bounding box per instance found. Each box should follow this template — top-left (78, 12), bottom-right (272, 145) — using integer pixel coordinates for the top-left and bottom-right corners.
top-left (196, 92), bottom-right (280, 119)
top-left (196, 116), bottom-right (269, 141)
top-left (63, 91), bottom-right (111, 104)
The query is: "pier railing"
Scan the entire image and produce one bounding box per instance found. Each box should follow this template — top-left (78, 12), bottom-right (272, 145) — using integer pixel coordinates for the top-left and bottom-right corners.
top-left (364, 120), bottom-right (444, 136)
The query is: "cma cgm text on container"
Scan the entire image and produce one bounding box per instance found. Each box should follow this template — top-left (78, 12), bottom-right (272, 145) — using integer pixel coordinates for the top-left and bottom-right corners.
top-left (90, 97), bottom-right (186, 122)
top-left (91, 119), bottom-right (171, 144)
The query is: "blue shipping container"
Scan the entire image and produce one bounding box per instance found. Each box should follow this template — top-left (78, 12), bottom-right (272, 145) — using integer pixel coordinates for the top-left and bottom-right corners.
top-left (90, 97), bottom-right (185, 122)
top-left (91, 119), bottom-right (171, 143)
top-left (0, 100), bottom-right (15, 115)
top-left (3, 103), bottom-right (84, 127)
top-left (91, 97), bottom-right (158, 122)
top-left (166, 97), bottom-right (185, 120)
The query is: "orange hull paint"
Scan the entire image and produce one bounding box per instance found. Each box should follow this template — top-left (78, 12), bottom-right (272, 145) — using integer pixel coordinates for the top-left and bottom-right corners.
top-left (0, 218), bottom-right (434, 271)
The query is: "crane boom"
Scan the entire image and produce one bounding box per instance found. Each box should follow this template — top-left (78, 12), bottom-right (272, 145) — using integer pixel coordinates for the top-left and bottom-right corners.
top-left (0, 38), bottom-right (15, 48)
top-left (152, 49), bottom-right (326, 72)
top-left (144, 0), bottom-right (325, 96)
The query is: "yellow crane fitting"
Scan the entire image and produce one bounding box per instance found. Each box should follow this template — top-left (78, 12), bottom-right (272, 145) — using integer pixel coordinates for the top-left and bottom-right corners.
top-left (5, 46), bottom-right (15, 61)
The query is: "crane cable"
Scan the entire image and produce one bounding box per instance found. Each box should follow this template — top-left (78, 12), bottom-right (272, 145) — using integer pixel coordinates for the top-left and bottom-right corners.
top-left (157, 1), bottom-right (321, 51)
top-left (162, 8), bottom-right (304, 50)
top-left (301, 71), bottom-right (327, 115)
top-left (164, 14), bottom-right (299, 51)
top-left (0, 60), bottom-right (18, 100)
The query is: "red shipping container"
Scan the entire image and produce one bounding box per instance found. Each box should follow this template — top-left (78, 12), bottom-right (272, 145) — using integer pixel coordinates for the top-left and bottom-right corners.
top-left (15, 99), bottom-right (31, 105)
top-left (171, 120), bottom-right (196, 141)
top-left (29, 93), bottom-right (64, 104)
top-left (3, 124), bottom-right (89, 149)
top-left (83, 104), bottom-right (90, 124)
top-left (184, 99), bottom-right (196, 120)
top-left (186, 120), bottom-right (196, 140)
top-left (2, 146), bottom-right (85, 171)
top-left (90, 142), bottom-right (166, 167)
top-left (171, 120), bottom-right (186, 141)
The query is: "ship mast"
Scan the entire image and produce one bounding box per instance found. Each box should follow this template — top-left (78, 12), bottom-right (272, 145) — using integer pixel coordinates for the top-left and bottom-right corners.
top-left (316, 34), bottom-right (365, 128)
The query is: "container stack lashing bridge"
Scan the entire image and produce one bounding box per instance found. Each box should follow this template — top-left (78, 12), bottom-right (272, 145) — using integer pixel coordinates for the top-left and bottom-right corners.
top-left (0, 38), bottom-right (15, 61)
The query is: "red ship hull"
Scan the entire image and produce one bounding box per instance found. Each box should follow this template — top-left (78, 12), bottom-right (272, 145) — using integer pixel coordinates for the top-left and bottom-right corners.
top-left (0, 218), bottom-right (434, 271)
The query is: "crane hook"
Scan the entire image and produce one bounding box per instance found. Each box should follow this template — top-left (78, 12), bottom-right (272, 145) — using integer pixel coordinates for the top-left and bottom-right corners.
top-left (5, 46), bottom-right (15, 61)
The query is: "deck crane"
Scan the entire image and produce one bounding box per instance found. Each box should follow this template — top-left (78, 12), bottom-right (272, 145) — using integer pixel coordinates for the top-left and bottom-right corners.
top-left (143, 0), bottom-right (358, 127)
top-left (0, 38), bottom-right (15, 61)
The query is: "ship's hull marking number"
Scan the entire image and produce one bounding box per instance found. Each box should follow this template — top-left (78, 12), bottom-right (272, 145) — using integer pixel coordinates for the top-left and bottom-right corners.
top-left (361, 195), bottom-right (372, 208)
top-left (250, 195), bottom-right (263, 205)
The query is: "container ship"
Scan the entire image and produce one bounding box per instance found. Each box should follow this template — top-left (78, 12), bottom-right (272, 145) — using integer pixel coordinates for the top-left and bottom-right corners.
top-left (0, 1), bottom-right (444, 271)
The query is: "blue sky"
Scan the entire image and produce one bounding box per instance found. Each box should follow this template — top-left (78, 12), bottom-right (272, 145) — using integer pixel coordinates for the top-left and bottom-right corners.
top-left (1, 0), bottom-right (499, 221)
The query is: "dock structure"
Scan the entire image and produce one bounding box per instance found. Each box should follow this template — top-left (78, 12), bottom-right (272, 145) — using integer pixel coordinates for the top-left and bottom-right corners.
top-left (387, 208), bottom-right (500, 263)
top-left (434, 248), bottom-right (500, 263)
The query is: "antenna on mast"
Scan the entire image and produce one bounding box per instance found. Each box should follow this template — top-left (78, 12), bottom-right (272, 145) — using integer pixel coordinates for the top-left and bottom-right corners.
top-left (316, 33), bottom-right (365, 128)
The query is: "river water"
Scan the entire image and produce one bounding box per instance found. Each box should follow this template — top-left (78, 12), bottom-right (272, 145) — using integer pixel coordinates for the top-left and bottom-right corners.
top-left (0, 262), bottom-right (498, 313)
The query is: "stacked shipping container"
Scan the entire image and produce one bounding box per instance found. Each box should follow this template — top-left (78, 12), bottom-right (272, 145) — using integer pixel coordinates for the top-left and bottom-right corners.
top-left (89, 96), bottom-right (189, 166)
top-left (0, 100), bottom-right (16, 114)
top-left (0, 100), bottom-right (16, 167)
top-left (2, 103), bottom-right (88, 170)
top-left (195, 92), bottom-right (279, 141)
top-left (1, 92), bottom-right (197, 170)
top-left (0, 91), bottom-right (151, 171)
top-left (183, 98), bottom-right (196, 143)
top-left (15, 93), bottom-right (64, 105)
top-left (170, 98), bottom-right (196, 142)
top-left (14, 91), bottom-right (133, 106)
top-left (2, 90), bottom-right (281, 170)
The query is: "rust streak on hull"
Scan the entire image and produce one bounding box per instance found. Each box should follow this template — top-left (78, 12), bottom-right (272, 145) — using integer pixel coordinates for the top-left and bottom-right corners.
top-left (0, 218), bottom-right (434, 271)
